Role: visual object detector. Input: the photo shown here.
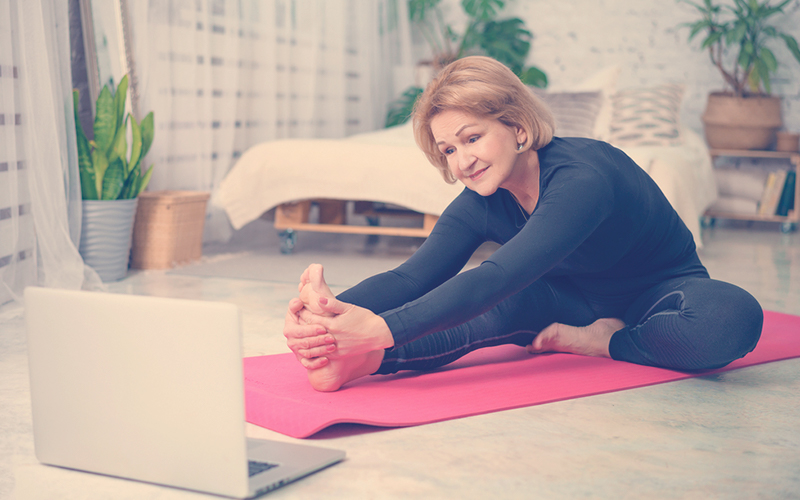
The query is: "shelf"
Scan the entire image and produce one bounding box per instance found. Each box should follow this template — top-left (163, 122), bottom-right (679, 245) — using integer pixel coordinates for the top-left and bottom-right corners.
top-left (704, 149), bottom-right (799, 232)
top-left (709, 148), bottom-right (800, 161)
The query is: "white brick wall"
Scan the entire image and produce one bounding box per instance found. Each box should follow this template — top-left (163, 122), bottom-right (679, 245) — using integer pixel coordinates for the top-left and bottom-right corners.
top-left (427, 0), bottom-right (800, 135)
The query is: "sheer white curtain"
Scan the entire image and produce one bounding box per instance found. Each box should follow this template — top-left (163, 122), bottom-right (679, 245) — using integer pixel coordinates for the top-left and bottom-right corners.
top-left (0, 0), bottom-right (93, 307)
top-left (124, 0), bottom-right (414, 241)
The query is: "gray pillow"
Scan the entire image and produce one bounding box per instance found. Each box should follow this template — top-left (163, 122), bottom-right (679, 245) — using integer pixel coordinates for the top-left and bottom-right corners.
top-left (530, 88), bottom-right (605, 139)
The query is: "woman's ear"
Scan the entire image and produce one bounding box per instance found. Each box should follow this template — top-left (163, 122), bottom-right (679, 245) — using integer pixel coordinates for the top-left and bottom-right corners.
top-left (515, 126), bottom-right (528, 150)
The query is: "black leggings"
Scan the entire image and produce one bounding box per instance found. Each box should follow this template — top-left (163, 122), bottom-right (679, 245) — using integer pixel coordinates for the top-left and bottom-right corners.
top-left (376, 276), bottom-right (764, 374)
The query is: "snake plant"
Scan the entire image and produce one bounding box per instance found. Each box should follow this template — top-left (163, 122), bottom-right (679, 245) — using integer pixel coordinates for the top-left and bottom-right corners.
top-left (73, 74), bottom-right (155, 200)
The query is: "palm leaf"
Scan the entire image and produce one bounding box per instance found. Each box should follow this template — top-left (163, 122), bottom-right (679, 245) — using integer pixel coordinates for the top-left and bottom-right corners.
top-left (461, 0), bottom-right (504, 21)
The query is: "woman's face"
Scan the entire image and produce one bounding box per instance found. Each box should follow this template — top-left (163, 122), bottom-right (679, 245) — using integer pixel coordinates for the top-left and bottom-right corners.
top-left (430, 109), bottom-right (526, 197)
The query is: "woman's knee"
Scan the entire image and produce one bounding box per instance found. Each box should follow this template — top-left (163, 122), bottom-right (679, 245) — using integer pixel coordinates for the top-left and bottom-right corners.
top-left (690, 281), bottom-right (763, 369)
top-left (619, 278), bottom-right (764, 371)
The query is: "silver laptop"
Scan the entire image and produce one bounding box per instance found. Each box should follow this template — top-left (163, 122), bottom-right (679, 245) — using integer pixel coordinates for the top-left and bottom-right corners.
top-left (24, 287), bottom-right (344, 498)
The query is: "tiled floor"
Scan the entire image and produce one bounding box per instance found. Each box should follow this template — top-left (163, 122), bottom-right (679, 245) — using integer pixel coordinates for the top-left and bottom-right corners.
top-left (2, 219), bottom-right (799, 499)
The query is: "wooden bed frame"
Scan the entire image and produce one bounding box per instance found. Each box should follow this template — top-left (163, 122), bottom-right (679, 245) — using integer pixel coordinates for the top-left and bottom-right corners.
top-left (272, 199), bottom-right (439, 253)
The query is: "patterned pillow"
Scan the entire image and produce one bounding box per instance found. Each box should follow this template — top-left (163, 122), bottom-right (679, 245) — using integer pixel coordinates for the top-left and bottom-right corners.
top-left (608, 84), bottom-right (685, 147)
top-left (531, 89), bottom-right (605, 139)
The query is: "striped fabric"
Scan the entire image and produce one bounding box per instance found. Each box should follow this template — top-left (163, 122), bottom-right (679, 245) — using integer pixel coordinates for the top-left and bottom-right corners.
top-left (608, 84), bottom-right (685, 147)
top-left (532, 89), bottom-right (605, 139)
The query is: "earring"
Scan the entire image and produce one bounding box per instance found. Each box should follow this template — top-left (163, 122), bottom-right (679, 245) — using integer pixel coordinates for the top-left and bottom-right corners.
top-left (517, 143), bottom-right (524, 151)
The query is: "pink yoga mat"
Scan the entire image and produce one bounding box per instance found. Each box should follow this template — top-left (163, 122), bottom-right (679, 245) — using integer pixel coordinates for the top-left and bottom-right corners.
top-left (244, 310), bottom-right (800, 438)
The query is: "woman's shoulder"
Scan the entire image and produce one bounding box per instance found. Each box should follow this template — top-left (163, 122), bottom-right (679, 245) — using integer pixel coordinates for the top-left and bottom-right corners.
top-left (540, 136), bottom-right (613, 162)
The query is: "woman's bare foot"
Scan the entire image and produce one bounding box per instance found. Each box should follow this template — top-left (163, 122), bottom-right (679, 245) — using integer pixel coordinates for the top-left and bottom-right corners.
top-left (295, 264), bottom-right (386, 391)
top-left (298, 264), bottom-right (335, 317)
top-left (527, 318), bottom-right (625, 358)
top-left (307, 349), bottom-right (385, 392)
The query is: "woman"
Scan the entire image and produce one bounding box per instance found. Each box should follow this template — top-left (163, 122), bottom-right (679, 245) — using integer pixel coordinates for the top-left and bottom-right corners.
top-left (283, 56), bottom-right (763, 392)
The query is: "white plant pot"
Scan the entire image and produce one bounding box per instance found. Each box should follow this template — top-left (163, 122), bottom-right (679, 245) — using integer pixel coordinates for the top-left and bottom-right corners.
top-left (79, 198), bottom-right (138, 282)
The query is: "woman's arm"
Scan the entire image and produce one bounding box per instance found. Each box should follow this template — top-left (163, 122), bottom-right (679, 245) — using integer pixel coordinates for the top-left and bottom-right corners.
top-left (380, 164), bottom-right (615, 347)
top-left (336, 191), bottom-right (486, 313)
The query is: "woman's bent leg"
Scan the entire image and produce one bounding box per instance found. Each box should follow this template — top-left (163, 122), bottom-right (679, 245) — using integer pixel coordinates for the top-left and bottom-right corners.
top-left (609, 277), bottom-right (763, 370)
top-left (377, 277), bottom-right (596, 374)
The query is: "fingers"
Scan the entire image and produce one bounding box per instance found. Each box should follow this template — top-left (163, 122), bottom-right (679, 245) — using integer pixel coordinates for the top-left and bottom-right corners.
top-left (299, 356), bottom-right (329, 370)
top-left (297, 307), bottom-right (316, 325)
top-left (288, 297), bottom-right (305, 316)
top-left (284, 321), bottom-right (332, 343)
top-left (317, 295), bottom-right (350, 316)
top-left (295, 344), bottom-right (336, 359)
top-left (526, 335), bottom-right (544, 354)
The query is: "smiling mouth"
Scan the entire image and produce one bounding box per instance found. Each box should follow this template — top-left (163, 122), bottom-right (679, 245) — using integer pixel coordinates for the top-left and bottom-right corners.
top-left (469, 167), bottom-right (489, 181)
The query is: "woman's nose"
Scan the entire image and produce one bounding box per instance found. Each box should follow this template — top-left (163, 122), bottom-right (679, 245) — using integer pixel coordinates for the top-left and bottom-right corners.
top-left (456, 148), bottom-right (475, 171)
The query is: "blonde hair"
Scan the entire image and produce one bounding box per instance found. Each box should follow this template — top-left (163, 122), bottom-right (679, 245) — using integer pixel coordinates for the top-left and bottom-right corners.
top-left (412, 56), bottom-right (555, 184)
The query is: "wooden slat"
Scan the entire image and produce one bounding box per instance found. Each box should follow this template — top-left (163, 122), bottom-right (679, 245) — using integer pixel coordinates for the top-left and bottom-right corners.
top-left (273, 221), bottom-right (432, 237)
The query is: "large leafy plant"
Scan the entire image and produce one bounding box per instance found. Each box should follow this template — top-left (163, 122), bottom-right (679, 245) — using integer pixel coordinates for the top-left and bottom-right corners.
top-left (73, 74), bottom-right (155, 200)
top-left (386, 0), bottom-right (548, 127)
top-left (681, 0), bottom-right (800, 97)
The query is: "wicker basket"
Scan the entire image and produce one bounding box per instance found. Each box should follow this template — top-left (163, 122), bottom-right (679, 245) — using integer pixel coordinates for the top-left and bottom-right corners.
top-left (130, 190), bottom-right (210, 269)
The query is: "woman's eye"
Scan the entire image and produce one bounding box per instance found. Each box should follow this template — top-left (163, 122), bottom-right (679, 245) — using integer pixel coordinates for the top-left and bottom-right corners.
top-left (468, 135), bottom-right (479, 143)
top-left (443, 147), bottom-right (455, 155)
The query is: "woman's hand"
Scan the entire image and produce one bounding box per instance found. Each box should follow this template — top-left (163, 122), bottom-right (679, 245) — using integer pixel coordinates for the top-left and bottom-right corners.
top-left (283, 297), bottom-right (336, 369)
top-left (296, 296), bottom-right (395, 358)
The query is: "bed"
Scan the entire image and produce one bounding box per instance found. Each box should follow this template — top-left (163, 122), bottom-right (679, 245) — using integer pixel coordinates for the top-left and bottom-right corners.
top-left (216, 72), bottom-right (718, 251)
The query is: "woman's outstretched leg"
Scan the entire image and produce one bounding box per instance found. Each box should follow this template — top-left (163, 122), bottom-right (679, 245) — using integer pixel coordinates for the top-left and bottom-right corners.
top-left (377, 276), bottom-right (598, 374)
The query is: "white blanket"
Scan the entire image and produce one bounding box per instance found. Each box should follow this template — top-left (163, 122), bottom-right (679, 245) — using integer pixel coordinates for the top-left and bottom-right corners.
top-left (216, 122), bottom-right (717, 247)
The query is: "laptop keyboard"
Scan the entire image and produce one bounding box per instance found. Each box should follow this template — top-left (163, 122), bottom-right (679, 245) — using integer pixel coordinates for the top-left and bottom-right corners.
top-left (248, 460), bottom-right (279, 477)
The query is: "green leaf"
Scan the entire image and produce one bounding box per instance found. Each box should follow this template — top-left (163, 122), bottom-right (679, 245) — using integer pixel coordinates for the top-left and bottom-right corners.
top-left (119, 163), bottom-right (140, 200)
top-left (461, 0), bottom-right (504, 21)
top-left (760, 46), bottom-right (777, 72)
top-left (519, 66), bottom-right (548, 88)
top-left (90, 148), bottom-right (109, 197)
top-left (101, 157), bottom-right (126, 200)
top-left (73, 90), bottom-right (97, 200)
top-left (385, 86), bottom-right (424, 127)
top-left (701, 30), bottom-right (723, 49)
top-left (93, 85), bottom-right (115, 154)
top-left (113, 75), bottom-right (129, 137)
top-left (136, 164), bottom-right (155, 197)
top-left (108, 114), bottom-right (128, 166)
top-left (128, 112), bottom-right (142, 175)
top-left (408, 0), bottom-right (441, 22)
top-left (780, 33), bottom-right (800, 64)
top-left (139, 112), bottom-right (155, 160)
top-left (754, 57), bottom-right (771, 93)
top-left (479, 18), bottom-right (531, 74)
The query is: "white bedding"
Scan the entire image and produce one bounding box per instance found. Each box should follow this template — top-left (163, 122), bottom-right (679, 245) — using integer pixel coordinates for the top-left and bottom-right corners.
top-left (216, 121), bottom-right (717, 248)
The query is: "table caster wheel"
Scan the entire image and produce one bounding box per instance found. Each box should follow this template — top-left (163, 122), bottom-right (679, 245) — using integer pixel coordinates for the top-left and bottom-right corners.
top-left (279, 229), bottom-right (297, 254)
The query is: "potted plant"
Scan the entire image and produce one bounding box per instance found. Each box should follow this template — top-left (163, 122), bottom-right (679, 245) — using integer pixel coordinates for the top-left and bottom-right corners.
top-left (385, 0), bottom-right (548, 127)
top-left (73, 74), bottom-right (155, 281)
top-left (681, 0), bottom-right (800, 149)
